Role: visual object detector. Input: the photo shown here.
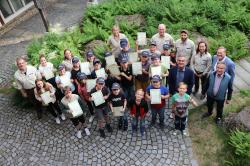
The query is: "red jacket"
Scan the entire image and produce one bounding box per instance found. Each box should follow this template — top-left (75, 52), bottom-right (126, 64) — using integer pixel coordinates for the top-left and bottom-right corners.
top-left (130, 99), bottom-right (148, 118)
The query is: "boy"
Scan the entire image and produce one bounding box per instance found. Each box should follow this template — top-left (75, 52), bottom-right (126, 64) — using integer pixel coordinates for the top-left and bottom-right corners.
top-left (129, 89), bottom-right (148, 136)
top-left (146, 75), bottom-right (169, 129)
top-left (89, 77), bottom-right (112, 138)
top-left (171, 82), bottom-right (197, 136)
top-left (108, 83), bottom-right (128, 131)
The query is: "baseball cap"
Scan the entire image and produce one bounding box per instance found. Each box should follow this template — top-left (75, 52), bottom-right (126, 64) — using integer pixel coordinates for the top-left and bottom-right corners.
top-left (180, 29), bottom-right (189, 35)
top-left (151, 75), bottom-right (161, 82)
top-left (151, 54), bottom-right (160, 60)
top-left (93, 59), bottom-right (101, 65)
top-left (58, 64), bottom-right (65, 70)
top-left (163, 44), bottom-right (171, 50)
top-left (141, 51), bottom-right (150, 57)
top-left (120, 38), bottom-right (128, 48)
top-left (104, 51), bottom-right (112, 57)
top-left (96, 77), bottom-right (105, 84)
top-left (111, 83), bottom-right (120, 89)
top-left (77, 72), bottom-right (87, 80)
top-left (86, 50), bottom-right (94, 57)
top-left (118, 52), bottom-right (129, 63)
top-left (150, 40), bottom-right (157, 46)
top-left (72, 56), bottom-right (80, 64)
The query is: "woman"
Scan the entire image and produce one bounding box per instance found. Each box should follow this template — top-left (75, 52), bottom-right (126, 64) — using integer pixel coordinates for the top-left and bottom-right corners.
top-left (190, 41), bottom-right (212, 99)
top-left (62, 49), bottom-right (73, 71)
top-left (107, 25), bottom-right (130, 58)
top-left (34, 79), bottom-right (65, 124)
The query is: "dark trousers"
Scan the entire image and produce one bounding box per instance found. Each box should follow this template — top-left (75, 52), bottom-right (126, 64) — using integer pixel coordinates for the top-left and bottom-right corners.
top-left (70, 115), bottom-right (85, 127)
top-left (86, 100), bottom-right (94, 115)
top-left (45, 102), bottom-right (62, 117)
top-left (174, 116), bottom-right (187, 131)
top-left (194, 73), bottom-right (207, 94)
top-left (25, 88), bottom-right (42, 117)
top-left (207, 95), bottom-right (225, 118)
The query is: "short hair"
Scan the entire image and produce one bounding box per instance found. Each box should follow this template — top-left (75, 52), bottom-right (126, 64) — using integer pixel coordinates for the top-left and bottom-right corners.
top-left (16, 56), bottom-right (27, 63)
top-left (177, 55), bottom-right (186, 60)
top-left (112, 25), bottom-right (120, 31)
top-left (178, 82), bottom-right (187, 88)
top-left (63, 86), bottom-right (72, 93)
top-left (216, 61), bottom-right (226, 66)
top-left (217, 46), bottom-right (226, 53)
top-left (158, 24), bottom-right (166, 30)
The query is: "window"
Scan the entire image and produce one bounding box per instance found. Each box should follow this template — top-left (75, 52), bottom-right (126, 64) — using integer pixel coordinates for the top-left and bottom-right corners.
top-left (10, 0), bottom-right (24, 11)
top-left (0, 0), bottom-right (14, 18)
top-left (24, 0), bottom-right (32, 5)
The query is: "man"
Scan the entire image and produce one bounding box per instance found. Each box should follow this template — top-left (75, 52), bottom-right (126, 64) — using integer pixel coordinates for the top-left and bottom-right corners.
top-left (211, 46), bottom-right (235, 86)
top-left (14, 56), bottom-right (42, 118)
top-left (175, 30), bottom-right (195, 66)
top-left (168, 55), bottom-right (194, 96)
top-left (151, 24), bottom-right (175, 52)
top-left (202, 61), bottom-right (233, 125)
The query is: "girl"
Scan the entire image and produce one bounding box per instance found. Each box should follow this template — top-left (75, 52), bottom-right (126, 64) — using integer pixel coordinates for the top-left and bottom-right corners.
top-left (62, 49), bottom-right (73, 71)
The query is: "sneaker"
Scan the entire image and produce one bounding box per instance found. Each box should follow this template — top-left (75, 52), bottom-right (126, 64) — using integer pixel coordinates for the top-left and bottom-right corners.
top-left (182, 130), bottom-right (189, 136)
top-left (76, 130), bottom-right (82, 139)
top-left (99, 129), bottom-right (106, 138)
top-left (55, 117), bottom-right (61, 124)
top-left (215, 118), bottom-right (222, 126)
top-left (60, 113), bottom-right (66, 121)
top-left (89, 115), bottom-right (94, 123)
top-left (84, 128), bottom-right (91, 136)
top-left (106, 124), bottom-right (113, 133)
top-left (201, 112), bottom-right (212, 119)
top-left (169, 114), bottom-right (174, 119)
top-left (173, 130), bottom-right (178, 136)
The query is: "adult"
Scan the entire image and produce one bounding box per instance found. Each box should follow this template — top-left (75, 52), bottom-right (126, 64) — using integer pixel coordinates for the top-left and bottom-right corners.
top-left (202, 61), bottom-right (233, 125)
top-left (14, 57), bottom-right (42, 118)
top-left (107, 25), bottom-right (130, 58)
top-left (151, 24), bottom-right (174, 52)
top-left (211, 46), bottom-right (235, 87)
top-left (62, 49), bottom-right (73, 71)
top-left (190, 41), bottom-right (212, 99)
top-left (175, 30), bottom-right (195, 66)
top-left (168, 55), bottom-right (194, 95)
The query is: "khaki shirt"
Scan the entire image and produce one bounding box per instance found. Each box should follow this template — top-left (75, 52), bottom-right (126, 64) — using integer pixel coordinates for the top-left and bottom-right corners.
top-left (175, 38), bottom-right (195, 64)
top-left (14, 65), bottom-right (41, 90)
top-left (62, 59), bottom-right (73, 71)
top-left (151, 33), bottom-right (175, 51)
top-left (190, 52), bottom-right (212, 75)
top-left (107, 33), bottom-right (128, 58)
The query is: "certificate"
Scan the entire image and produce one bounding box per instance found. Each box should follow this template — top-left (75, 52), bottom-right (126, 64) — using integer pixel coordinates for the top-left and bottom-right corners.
top-left (40, 91), bottom-right (54, 105)
top-left (91, 90), bottom-right (105, 106)
top-left (105, 55), bottom-right (116, 66)
top-left (44, 69), bottom-right (54, 80)
top-left (128, 52), bottom-right (138, 63)
top-left (86, 79), bottom-right (96, 92)
top-left (151, 66), bottom-right (161, 76)
top-left (150, 89), bottom-right (161, 104)
top-left (161, 56), bottom-right (170, 69)
top-left (113, 106), bottom-right (124, 117)
top-left (80, 62), bottom-right (91, 75)
top-left (95, 68), bottom-right (106, 78)
top-left (68, 100), bottom-right (83, 117)
top-left (137, 32), bottom-right (147, 46)
top-left (60, 75), bottom-right (71, 87)
top-left (132, 62), bottom-right (142, 75)
top-left (107, 64), bottom-right (120, 76)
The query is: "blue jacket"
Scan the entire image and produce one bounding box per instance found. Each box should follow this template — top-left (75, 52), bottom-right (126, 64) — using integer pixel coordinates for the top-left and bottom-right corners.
top-left (205, 71), bottom-right (233, 101)
top-left (212, 55), bottom-right (235, 86)
top-left (168, 66), bottom-right (194, 95)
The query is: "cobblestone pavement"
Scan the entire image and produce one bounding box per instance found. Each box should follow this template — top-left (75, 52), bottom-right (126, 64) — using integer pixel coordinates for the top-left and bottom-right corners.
top-left (0, 94), bottom-right (194, 165)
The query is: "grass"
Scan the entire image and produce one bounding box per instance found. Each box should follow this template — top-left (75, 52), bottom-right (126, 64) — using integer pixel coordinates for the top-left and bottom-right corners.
top-left (189, 89), bottom-right (250, 166)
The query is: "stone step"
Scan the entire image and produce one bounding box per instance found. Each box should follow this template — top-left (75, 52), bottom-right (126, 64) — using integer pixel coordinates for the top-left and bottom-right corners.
top-left (233, 74), bottom-right (249, 90)
top-left (238, 59), bottom-right (250, 73)
top-left (235, 64), bottom-right (250, 86)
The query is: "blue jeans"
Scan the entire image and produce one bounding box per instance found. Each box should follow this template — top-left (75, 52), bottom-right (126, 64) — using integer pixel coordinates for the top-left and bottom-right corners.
top-left (131, 117), bottom-right (145, 134)
top-left (118, 110), bottom-right (128, 129)
top-left (151, 108), bottom-right (165, 126)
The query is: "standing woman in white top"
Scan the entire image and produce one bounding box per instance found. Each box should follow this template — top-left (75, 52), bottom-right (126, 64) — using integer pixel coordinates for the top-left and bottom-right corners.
top-left (62, 49), bottom-right (73, 71)
top-left (190, 41), bottom-right (212, 99)
top-left (107, 25), bottom-right (130, 59)
top-left (34, 79), bottom-right (66, 124)
top-left (38, 54), bottom-right (57, 87)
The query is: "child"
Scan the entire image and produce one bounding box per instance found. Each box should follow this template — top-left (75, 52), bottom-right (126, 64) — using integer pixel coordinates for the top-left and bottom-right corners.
top-left (129, 89), bottom-right (148, 136)
top-left (89, 77), bottom-right (113, 138)
top-left (162, 44), bottom-right (176, 68)
top-left (146, 75), bottom-right (169, 129)
top-left (108, 83), bottom-right (128, 131)
top-left (171, 82), bottom-right (197, 136)
top-left (86, 50), bottom-right (96, 74)
top-left (71, 56), bottom-right (81, 94)
top-left (61, 86), bottom-right (90, 138)
top-left (76, 72), bottom-right (95, 123)
top-left (34, 79), bottom-right (65, 124)
top-left (62, 49), bottom-right (73, 71)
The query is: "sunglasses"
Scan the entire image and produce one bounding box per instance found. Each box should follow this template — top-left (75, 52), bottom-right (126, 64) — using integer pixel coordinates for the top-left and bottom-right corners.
top-left (98, 83), bottom-right (104, 85)
top-left (112, 89), bottom-right (119, 91)
top-left (152, 81), bottom-right (159, 83)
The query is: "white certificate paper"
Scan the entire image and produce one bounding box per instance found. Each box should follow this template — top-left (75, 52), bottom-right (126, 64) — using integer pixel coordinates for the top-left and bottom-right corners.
top-left (105, 55), bottom-right (116, 66)
top-left (40, 91), bottom-right (54, 105)
top-left (150, 89), bottom-right (161, 104)
top-left (151, 66), bottom-right (161, 76)
top-left (132, 62), bottom-right (142, 75)
top-left (91, 90), bottom-right (105, 106)
top-left (44, 69), bottom-right (54, 80)
top-left (107, 64), bottom-right (120, 76)
top-left (80, 62), bottom-right (91, 75)
top-left (95, 68), bottom-right (106, 78)
top-left (60, 75), bottom-right (71, 87)
top-left (137, 32), bottom-right (147, 46)
top-left (86, 79), bottom-right (96, 92)
top-left (161, 56), bottom-right (170, 69)
top-left (128, 52), bottom-right (138, 63)
top-left (113, 106), bottom-right (124, 117)
top-left (68, 100), bottom-right (83, 117)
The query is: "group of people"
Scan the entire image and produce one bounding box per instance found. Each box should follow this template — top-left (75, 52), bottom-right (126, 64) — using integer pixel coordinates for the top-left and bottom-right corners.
top-left (14, 23), bottom-right (235, 138)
